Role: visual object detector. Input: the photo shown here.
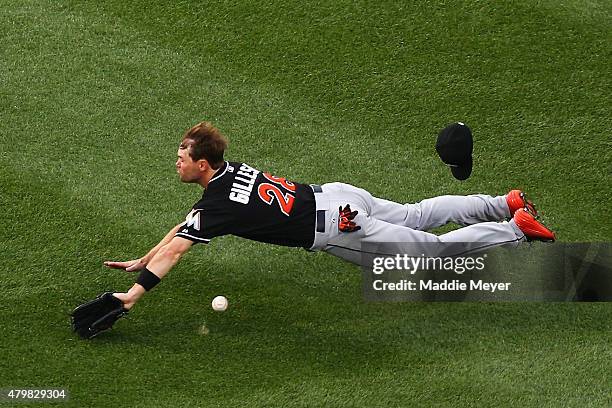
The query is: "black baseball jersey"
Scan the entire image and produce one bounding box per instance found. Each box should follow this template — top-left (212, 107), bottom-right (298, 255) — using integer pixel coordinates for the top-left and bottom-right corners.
top-left (176, 161), bottom-right (316, 248)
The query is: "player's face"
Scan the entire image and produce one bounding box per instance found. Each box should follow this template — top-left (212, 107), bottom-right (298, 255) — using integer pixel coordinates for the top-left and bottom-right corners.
top-left (176, 147), bottom-right (200, 183)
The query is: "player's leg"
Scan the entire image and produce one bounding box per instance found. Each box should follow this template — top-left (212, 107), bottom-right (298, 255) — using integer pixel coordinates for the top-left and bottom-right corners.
top-left (347, 184), bottom-right (511, 230)
top-left (312, 183), bottom-right (553, 265)
top-left (401, 194), bottom-right (510, 230)
top-left (409, 190), bottom-right (538, 230)
top-left (323, 212), bottom-right (524, 265)
top-left (318, 182), bottom-right (511, 230)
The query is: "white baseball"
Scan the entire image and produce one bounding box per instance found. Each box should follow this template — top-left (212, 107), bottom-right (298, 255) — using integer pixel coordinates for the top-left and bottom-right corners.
top-left (211, 295), bottom-right (228, 312)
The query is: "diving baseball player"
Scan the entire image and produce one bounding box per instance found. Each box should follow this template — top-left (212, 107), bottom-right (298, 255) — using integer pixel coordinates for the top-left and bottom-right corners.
top-left (74, 121), bottom-right (555, 336)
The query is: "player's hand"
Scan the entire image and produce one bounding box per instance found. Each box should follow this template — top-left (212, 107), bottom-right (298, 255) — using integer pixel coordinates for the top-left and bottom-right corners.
top-left (339, 204), bottom-right (361, 232)
top-left (103, 258), bottom-right (146, 272)
top-left (111, 292), bottom-right (136, 310)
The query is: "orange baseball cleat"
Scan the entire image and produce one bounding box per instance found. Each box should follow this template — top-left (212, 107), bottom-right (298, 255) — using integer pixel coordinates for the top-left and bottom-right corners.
top-left (513, 208), bottom-right (556, 242)
top-left (507, 190), bottom-right (537, 217)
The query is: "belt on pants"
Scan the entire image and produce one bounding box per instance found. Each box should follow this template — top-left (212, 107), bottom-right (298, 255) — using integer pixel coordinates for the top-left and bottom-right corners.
top-left (311, 184), bottom-right (326, 233)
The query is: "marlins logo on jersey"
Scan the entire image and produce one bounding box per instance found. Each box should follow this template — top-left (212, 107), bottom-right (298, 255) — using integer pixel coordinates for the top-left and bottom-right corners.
top-left (184, 209), bottom-right (201, 230)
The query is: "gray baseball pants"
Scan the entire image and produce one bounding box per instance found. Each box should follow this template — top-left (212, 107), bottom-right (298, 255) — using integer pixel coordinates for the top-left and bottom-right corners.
top-left (309, 182), bottom-right (525, 264)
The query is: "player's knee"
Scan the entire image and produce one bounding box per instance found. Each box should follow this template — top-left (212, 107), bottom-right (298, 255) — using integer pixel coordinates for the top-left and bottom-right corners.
top-left (407, 202), bottom-right (424, 230)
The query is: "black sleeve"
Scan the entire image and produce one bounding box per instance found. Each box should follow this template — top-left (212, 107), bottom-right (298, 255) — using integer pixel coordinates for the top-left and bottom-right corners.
top-left (174, 208), bottom-right (212, 244)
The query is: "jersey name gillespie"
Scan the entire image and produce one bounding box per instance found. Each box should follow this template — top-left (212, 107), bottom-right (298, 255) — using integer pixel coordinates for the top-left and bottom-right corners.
top-left (229, 163), bottom-right (260, 204)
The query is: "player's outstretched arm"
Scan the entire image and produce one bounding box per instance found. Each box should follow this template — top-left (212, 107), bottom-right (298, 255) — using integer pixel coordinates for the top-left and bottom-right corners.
top-left (104, 223), bottom-right (184, 271)
top-left (112, 236), bottom-right (193, 310)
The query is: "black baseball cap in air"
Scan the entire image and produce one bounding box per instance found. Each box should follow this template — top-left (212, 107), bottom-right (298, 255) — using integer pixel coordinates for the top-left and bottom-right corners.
top-left (435, 122), bottom-right (473, 180)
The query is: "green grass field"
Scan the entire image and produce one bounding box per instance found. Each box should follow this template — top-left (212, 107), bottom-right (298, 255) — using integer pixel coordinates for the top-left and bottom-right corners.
top-left (1, 0), bottom-right (611, 406)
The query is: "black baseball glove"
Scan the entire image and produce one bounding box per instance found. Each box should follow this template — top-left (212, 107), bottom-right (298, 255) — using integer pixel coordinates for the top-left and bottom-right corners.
top-left (71, 292), bottom-right (128, 339)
